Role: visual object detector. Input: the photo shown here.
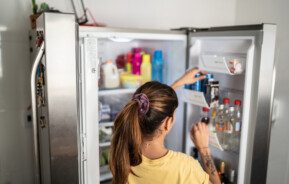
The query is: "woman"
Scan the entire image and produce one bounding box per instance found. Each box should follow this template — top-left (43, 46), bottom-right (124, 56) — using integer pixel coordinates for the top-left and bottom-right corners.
top-left (109, 68), bottom-right (221, 184)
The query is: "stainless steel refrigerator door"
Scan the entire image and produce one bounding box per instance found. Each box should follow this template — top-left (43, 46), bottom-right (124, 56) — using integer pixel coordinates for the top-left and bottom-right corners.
top-left (34, 13), bottom-right (79, 184)
top-left (187, 24), bottom-right (276, 184)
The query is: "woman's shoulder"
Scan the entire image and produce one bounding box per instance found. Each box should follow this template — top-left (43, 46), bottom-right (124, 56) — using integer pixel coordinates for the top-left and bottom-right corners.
top-left (169, 150), bottom-right (198, 165)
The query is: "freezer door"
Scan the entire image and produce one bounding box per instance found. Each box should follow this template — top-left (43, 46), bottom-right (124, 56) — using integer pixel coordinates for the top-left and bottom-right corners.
top-left (186, 24), bottom-right (276, 184)
top-left (31, 13), bottom-right (79, 184)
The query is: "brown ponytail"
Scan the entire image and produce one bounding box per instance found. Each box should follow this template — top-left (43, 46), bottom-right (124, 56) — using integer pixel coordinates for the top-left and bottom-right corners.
top-left (109, 81), bottom-right (178, 184)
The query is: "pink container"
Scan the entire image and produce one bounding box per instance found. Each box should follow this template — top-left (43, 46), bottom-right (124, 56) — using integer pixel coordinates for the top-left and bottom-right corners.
top-left (132, 53), bottom-right (142, 75)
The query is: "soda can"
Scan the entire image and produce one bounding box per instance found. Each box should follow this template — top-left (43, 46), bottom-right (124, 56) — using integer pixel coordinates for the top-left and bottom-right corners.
top-left (194, 73), bottom-right (201, 91)
top-left (184, 84), bottom-right (191, 89)
top-left (206, 73), bottom-right (214, 81)
top-left (203, 74), bottom-right (214, 93)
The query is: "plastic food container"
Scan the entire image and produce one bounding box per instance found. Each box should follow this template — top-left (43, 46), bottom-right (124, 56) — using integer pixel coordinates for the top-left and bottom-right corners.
top-left (120, 73), bottom-right (142, 89)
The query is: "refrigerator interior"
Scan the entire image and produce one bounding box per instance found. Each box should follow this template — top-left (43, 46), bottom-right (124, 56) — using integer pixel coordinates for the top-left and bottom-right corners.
top-left (184, 36), bottom-right (254, 183)
top-left (81, 33), bottom-right (187, 182)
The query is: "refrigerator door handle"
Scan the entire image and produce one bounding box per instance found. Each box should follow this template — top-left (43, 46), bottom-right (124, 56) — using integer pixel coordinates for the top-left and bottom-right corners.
top-left (30, 42), bottom-right (45, 184)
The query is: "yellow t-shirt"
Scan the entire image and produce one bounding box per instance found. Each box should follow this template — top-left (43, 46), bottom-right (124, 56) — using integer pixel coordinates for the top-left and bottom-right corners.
top-left (128, 150), bottom-right (209, 184)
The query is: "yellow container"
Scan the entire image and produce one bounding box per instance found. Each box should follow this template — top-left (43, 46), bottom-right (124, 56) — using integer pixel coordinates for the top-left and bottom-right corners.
top-left (120, 73), bottom-right (142, 89)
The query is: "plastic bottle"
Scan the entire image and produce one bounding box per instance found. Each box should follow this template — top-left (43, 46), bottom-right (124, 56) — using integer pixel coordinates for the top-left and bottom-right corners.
top-left (222, 98), bottom-right (230, 134)
top-left (141, 54), bottom-right (152, 84)
top-left (152, 50), bottom-right (163, 83)
top-left (232, 100), bottom-right (242, 152)
top-left (101, 60), bottom-right (120, 89)
top-left (215, 105), bottom-right (225, 133)
top-left (216, 105), bottom-right (225, 149)
top-left (125, 52), bottom-right (133, 73)
top-left (223, 98), bottom-right (231, 114)
top-left (132, 52), bottom-right (142, 75)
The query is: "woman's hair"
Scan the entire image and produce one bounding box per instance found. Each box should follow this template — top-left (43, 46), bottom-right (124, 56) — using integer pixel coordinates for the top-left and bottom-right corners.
top-left (109, 81), bottom-right (178, 184)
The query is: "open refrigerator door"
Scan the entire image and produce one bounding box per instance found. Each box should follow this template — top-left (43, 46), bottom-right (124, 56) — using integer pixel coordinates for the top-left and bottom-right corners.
top-left (78, 27), bottom-right (187, 183)
top-left (182, 24), bottom-right (276, 184)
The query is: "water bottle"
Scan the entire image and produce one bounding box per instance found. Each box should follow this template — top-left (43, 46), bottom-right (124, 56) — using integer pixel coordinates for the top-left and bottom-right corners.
top-left (152, 50), bottom-right (163, 83)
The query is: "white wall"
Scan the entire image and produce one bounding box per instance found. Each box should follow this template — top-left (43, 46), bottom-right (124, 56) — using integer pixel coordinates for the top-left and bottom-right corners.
top-left (0, 0), bottom-right (35, 183)
top-left (39, 0), bottom-right (237, 29)
top-left (0, 0), bottom-right (237, 183)
top-left (235, 0), bottom-right (289, 184)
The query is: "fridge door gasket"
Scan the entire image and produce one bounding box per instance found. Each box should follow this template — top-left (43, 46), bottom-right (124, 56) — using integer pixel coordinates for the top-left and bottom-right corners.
top-left (187, 24), bottom-right (276, 184)
top-left (79, 36), bottom-right (100, 184)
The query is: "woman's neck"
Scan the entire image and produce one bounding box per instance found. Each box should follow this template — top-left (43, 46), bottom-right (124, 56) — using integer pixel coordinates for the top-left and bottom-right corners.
top-left (141, 138), bottom-right (168, 160)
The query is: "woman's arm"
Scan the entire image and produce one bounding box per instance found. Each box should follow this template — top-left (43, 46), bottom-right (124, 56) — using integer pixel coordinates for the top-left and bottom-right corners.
top-left (191, 123), bottom-right (221, 184)
top-left (171, 68), bottom-right (206, 90)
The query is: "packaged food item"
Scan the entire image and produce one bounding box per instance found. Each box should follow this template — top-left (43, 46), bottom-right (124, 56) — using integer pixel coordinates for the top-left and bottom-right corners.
top-left (99, 126), bottom-right (113, 143)
top-left (205, 80), bottom-right (219, 107)
top-left (227, 59), bottom-right (243, 74)
top-left (116, 54), bottom-right (126, 69)
top-left (120, 73), bottom-right (142, 89)
top-left (99, 103), bottom-right (111, 122)
top-left (101, 60), bottom-right (120, 89)
top-left (141, 54), bottom-right (152, 84)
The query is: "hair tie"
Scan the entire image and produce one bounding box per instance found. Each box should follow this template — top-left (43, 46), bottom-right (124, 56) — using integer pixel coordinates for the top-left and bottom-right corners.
top-left (132, 93), bottom-right (150, 116)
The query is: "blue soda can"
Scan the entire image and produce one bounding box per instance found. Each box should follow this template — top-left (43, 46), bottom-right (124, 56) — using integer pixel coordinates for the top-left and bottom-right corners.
top-left (194, 73), bottom-right (202, 91)
top-left (206, 73), bottom-right (214, 81)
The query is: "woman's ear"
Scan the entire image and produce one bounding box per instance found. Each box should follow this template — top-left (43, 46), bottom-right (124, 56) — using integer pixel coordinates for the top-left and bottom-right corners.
top-left (163, 116), bottom-right (174, 132)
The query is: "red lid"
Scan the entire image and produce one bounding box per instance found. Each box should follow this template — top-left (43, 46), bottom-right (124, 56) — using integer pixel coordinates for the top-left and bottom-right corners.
top-left (223, 98), bottom-right (230, 105)
top-left (234, 100), bottom-right (241, 106)
top-left (202, 107), bottom-right (210, 112)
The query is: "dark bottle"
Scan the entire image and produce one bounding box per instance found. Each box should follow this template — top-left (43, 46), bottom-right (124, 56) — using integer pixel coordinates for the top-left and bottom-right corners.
top-left (201, 107), bottom-right (210, 124)
top-left (218, 161), bottom-right (228, 184)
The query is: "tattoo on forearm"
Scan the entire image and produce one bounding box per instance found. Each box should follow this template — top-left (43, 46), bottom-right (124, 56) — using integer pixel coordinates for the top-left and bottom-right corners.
top-left (203, 154), bottom-right (217, 175)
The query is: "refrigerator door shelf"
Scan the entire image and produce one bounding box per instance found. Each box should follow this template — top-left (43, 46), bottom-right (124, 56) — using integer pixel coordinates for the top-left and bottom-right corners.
top-left (199, 53), bottom-right (246, 75)
top-left (181, 89), bottom-right (210, 108)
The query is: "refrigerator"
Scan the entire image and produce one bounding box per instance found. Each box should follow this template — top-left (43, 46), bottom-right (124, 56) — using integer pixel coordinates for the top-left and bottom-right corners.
top-left (30, 12), bottom-right (276, 184)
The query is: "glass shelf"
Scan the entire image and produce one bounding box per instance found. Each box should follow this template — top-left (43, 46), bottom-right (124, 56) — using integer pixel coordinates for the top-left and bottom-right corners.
top-left (99, 142), bottom-right (111, 147)
top-left (99, 88), bottom-right (136, 96)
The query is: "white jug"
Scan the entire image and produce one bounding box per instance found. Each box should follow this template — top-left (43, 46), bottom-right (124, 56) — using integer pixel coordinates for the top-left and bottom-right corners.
top-left (101, 60), bottom-right (120, 89)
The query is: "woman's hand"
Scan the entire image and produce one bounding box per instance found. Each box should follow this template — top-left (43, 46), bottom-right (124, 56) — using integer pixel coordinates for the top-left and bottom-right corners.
top-left (191, 122), bottom-right (221, 184)
top-left (190, 122), bottom-right (209, 150)
top-left (171, 68), bottom-right (206, 90)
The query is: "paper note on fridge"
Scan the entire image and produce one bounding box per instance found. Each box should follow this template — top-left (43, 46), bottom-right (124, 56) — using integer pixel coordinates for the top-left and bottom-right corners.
top-left (182, 89), bottom-right (209, 108)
